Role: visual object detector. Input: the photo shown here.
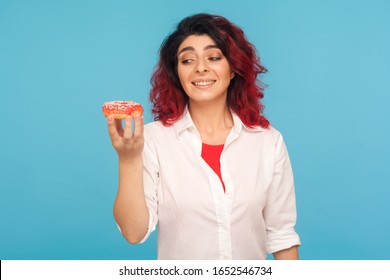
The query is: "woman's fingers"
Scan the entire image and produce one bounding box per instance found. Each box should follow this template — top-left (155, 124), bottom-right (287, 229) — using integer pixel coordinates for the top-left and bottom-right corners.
top-left (115, 118), bottom-right (124, 137)
top-left (133, 116), bottom-right (144, 138)
top-left (122, 116), bottom-right (144, 140)
top-left (123, 116), bottom-right (133, 140)
top-left (107, 115), bottom-right (119, 140)
top-left (107, 116), bottom-right (124, 149)
top-left (107, 115), bottom-right (144, 155)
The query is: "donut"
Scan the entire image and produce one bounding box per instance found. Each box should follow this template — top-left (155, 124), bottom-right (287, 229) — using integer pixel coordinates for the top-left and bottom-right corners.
top-left (102, 101), bottom-right (143, 119)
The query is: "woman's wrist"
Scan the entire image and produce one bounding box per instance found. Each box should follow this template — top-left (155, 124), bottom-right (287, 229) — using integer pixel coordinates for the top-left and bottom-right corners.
top-left (118, 154), bottom-right (142, 166)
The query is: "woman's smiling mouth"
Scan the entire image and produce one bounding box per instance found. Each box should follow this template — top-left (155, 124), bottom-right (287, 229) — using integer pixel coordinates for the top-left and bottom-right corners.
top-left (192, 80), bottom-right (216, 86)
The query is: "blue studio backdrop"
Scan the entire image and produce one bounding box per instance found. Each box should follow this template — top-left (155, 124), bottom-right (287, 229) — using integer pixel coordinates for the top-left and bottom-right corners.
top-left (1, 0), bottom-right (389, 260)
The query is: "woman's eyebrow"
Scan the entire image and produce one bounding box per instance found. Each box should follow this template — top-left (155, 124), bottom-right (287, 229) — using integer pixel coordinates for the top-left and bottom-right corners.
top-left (204, 44), bottom-right (219, 51)
top-left (177, 45), bottom-right (220, 56)
top-left (177, 46), bottom-right (194, 56)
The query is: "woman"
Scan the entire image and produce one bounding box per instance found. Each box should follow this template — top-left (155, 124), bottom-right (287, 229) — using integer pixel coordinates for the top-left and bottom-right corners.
top-left (107, 13), bottom-right (300, 259)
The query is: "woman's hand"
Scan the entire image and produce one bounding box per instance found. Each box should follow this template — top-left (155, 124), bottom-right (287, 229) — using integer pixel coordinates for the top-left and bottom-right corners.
top-left (107, 116), bottom-right (144, 161)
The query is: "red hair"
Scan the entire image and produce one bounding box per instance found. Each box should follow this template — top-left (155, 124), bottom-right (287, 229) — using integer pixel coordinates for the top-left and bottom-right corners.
top-left (150, 14), bottom-right (269, 128)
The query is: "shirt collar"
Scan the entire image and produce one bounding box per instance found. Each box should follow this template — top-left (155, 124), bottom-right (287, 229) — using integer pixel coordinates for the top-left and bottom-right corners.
top-left (231, 112), bottom-right (266, 133)
top-left (173, 106), bottom-right (265, 139)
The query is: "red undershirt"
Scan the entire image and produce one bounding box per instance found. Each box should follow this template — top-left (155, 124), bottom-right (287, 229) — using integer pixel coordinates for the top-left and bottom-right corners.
top-left (201, 143), bottom-right (225, 192)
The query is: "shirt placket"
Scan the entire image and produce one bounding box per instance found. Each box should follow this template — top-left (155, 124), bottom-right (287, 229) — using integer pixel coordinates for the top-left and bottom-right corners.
top-left (216, 194), bottom-right (233, 259)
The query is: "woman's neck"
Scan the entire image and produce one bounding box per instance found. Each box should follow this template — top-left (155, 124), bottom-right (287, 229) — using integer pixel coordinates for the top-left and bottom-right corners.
top-left (188, 101), bottom-right (233, 145)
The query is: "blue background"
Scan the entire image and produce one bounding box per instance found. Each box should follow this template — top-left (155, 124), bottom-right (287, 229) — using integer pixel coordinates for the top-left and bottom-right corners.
top-left (1, 0), bottom-right (389, 260)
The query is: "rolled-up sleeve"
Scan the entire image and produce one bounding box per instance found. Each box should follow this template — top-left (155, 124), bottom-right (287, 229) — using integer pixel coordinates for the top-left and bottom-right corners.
top-left (264, 133), bottom-right (300, 253)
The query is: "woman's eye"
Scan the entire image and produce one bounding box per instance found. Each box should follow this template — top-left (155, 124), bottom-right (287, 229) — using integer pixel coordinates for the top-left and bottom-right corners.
top-left (181, 59), bottom-right (193, 64)
top-left (209, 56), bottom-right (222, 61)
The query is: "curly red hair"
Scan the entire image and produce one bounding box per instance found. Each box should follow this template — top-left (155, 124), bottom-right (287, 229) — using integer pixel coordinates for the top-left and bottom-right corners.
top-left (150, 13), bottom-right (269, 128)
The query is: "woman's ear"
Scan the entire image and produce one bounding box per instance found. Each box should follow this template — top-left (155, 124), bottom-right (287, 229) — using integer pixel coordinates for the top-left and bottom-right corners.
top-left (231, 71), bottom-right (235, 79)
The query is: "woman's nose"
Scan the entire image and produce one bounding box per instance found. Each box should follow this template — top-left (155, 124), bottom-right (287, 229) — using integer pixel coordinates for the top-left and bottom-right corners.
top-left (194, 59), bottom-right (209, 73)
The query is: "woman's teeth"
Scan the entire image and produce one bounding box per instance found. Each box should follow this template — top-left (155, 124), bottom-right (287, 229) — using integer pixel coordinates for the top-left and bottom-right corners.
top-left (193, 80), bottom-right (215, 86)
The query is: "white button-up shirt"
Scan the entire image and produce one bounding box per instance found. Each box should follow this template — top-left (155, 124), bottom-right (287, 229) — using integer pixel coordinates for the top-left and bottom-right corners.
top-left (139, 108), bottom-right (300, 259)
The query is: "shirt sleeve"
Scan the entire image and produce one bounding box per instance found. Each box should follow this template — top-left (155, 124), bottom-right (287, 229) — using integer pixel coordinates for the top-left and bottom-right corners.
top-left (137, 127), bottom-right (159, 243)
top-left (264, 132), bottom-right (301, 253)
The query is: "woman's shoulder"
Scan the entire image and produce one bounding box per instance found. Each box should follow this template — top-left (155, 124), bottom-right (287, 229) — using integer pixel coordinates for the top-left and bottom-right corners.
top-left (144, 120), bottom-right (176, 139)
top-left (255, 124), bottom-right (285, 144)
top-left (266, 125), bottom-right (282, 136)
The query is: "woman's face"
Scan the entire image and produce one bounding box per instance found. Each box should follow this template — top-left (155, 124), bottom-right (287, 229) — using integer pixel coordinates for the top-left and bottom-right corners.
top-left (177, 34), bottom-right (234, 105)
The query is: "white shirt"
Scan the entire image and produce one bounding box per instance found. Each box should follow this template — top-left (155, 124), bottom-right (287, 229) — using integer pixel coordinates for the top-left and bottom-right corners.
top-left (139, 108), bottom-right (300, 259)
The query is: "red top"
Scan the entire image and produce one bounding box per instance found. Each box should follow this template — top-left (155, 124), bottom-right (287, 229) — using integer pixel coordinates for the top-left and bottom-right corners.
top-left (201, 143), bottom-right (225, 192)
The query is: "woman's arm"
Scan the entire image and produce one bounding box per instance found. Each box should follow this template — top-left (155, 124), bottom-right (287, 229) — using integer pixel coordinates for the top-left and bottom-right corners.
top-left (273, 246), bottom-right (299, 260)
top-left (107, 116), bottom-right (149, 244)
